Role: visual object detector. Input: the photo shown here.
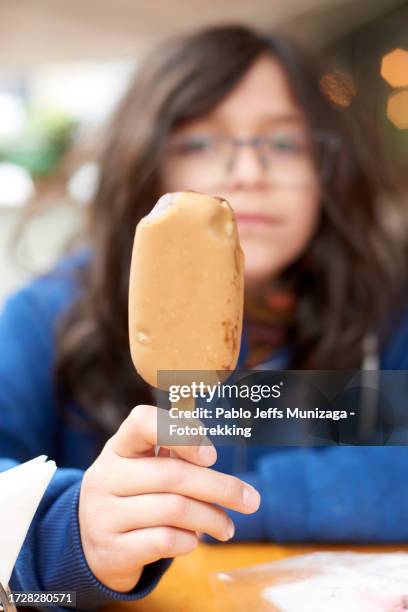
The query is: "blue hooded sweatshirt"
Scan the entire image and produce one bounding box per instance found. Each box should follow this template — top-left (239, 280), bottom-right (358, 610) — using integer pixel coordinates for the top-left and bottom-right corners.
top-left (1, 249), bottom-right (408, 609)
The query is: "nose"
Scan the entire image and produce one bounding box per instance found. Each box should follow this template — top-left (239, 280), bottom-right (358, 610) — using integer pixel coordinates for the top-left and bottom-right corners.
top-left (225, 144), bottom-right (269, 190)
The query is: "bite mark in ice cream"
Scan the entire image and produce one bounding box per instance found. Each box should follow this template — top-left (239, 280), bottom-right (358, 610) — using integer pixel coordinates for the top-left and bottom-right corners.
top-left (141, 192), bottom-right (180, 224)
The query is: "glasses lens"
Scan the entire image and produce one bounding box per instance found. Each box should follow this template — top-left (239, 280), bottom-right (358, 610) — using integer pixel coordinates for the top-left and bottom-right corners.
top-left (264, 131), bottom-right (340, 186)
top-left (262, 132), bottom-right (314, 186)
top-left (166, 135), bottom-right (226, 187)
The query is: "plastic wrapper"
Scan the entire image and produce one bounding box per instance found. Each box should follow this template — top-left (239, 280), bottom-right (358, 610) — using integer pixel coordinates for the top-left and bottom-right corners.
top-left (211, 551), bottom-right (408, 611)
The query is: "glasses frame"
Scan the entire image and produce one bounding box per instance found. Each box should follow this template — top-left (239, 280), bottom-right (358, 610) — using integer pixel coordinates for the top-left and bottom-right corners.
top-left (167, 129), bottom-right (342, 185)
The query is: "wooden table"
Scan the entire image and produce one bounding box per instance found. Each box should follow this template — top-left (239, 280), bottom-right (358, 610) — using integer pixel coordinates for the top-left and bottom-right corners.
top-left (104, 542), bottom-right (408, 611)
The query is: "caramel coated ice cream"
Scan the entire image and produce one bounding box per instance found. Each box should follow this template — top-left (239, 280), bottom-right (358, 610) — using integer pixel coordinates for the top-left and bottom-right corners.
top-left (128, 191), bottom-right (244, 388)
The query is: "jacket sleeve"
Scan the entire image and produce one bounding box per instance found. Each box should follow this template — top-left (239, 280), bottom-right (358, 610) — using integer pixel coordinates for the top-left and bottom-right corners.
top-left (0, 284), bottom-right (172, 610)
top-left (214, 446), bottom-right (408, 543)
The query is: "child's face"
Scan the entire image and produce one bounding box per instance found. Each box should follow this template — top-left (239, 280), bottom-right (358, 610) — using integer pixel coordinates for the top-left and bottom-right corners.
top-left (160, 55), bottom-right (321, 291)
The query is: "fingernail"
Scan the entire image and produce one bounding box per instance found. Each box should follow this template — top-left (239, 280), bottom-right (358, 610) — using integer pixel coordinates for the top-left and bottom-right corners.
top-left (199, 444), bottom-right (216, 464)
top-left (242, 485), bottom-right (260, 510)
top-left (226, 521), bottom-right (235, 540)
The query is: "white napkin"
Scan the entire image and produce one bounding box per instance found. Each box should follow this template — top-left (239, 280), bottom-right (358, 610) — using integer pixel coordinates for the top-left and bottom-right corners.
top-left (0, 455), bottom-right (57, 586)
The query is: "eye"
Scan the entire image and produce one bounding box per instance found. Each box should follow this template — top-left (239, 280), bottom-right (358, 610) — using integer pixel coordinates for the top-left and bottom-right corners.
top-left (268, 134), bottom-right (309, 154)
top-left (171, 136), bottom-right (214, 155)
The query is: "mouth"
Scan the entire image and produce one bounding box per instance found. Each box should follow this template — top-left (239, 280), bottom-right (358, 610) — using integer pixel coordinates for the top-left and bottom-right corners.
top-left (235, 212), bottom-right (282, 226)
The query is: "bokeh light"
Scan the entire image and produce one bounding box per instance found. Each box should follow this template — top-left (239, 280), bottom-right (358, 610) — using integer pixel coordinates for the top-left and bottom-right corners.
top-left (381, 48), bottom-right (408, 88)
top-left (320, 71), bottom-right (357, 108)
top-left (386, 89), bottom-right (408, 130)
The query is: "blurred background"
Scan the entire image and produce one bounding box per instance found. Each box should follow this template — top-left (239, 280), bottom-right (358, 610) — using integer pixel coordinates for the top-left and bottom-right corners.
top-left (0, 0), bottom-right (407, 303)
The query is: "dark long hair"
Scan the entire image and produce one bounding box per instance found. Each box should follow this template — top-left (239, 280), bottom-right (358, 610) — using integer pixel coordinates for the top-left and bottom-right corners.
top-left (54, 25), bottom-right (407, 437)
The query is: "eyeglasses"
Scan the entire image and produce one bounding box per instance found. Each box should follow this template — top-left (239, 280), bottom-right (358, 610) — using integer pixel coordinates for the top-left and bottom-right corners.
top-left (166, 130), bottom-right (341, 187)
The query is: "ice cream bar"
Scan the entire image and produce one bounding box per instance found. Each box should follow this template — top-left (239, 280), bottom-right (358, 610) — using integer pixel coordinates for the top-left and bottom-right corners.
top-left (128, 191), bottom-right (244, 388)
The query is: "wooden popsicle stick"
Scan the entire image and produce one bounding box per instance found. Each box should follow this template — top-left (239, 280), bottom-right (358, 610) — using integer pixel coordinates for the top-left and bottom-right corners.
top-left (155, 395), bottom-right (195, 457)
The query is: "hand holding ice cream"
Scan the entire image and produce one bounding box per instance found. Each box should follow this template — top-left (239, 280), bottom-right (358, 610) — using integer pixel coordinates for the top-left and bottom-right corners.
top-left (78, 192), bottom-right (260, 592)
